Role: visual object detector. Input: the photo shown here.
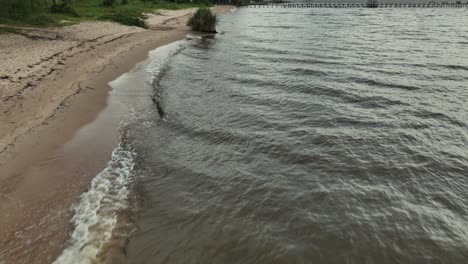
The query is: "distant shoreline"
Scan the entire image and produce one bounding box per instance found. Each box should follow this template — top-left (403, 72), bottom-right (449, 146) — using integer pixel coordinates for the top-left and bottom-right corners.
top-left (0, 6), bottom-right (234, 263)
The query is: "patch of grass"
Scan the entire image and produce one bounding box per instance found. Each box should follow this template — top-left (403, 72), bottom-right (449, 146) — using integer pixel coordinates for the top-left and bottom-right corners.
top-left (0, 13), bottom-right (61, 27)
top-left (72, 0), bottom-right (208, 20)
top-left (0, 17), bottom-right (11, 24)
top-left (98, 12), bottom-right (147, 28)
top-left (0, 0), bottom-right (210, 28)
top-left (25, 14), bottom-right (58, 26)
top-left (0, 26), bottom-right (20, 34)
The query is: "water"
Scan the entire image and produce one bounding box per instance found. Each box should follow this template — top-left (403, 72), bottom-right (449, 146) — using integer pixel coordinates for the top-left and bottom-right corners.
top-left (65, 8), bottom-right (468, 264)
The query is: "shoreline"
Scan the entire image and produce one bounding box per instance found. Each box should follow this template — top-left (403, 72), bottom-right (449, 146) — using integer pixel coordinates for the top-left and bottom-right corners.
top-left (0, 6), bottom-right (235, 264)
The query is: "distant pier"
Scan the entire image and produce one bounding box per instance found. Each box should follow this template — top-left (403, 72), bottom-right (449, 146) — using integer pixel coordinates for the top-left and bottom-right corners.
top-left (239, 2), bottom-right (468, 8)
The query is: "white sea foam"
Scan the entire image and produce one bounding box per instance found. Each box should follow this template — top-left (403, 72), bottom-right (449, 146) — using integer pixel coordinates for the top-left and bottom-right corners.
top-left (53, 40), bottom-right (186, 264)
top-left (146, 41), bottom-right (184, 78)
top-left (53, 145), bottom-right (135, 264)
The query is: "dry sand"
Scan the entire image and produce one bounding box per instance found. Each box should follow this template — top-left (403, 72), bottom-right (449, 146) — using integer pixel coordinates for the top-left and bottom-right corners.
top-left (0, 6), bottom-right (234, 264)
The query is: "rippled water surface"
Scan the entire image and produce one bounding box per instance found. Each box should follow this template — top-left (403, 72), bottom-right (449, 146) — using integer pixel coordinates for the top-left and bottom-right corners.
top-left (124, 8), bottom-right (468, 264)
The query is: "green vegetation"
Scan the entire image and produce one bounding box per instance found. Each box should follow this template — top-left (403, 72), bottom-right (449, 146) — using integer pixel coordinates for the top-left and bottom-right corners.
top-left (98, 12), bottom-right (147, 28)
top-left (0, 0), bottom-right (51, 17)
top-left (0, 0), bottom-right (210, 28)
top-left (0, 26), bottom-right (19, 35)
top-left (187, 7), bottom-right (216, 33)
top-left (50, 3), bottom-right (80, 17)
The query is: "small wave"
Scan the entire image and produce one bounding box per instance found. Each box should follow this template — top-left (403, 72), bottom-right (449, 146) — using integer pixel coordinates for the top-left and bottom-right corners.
top-left (393, 62), bottom-right (468, 72)
top-left (288, 67), bottom-right (328, 77)
top-left (321, 116), bottom-right (389, 128)
top-left (346, 76), bottom-right (421, 91)
top-left (53, 143), bottom-right (135, 264)
top-left (440, 64), bottom-right (468, 71)
top-left (229, 88), bottom-right (314, 111)
top-left (241, 45), bottom-right (292, 55)
top-left (295, 84), bottom-right (408, 109)
top-left (241, 52), bottom-right (341, 67)
top-left (226, 75), bottom-right (281, 88)
top-left (255, 25), bottom-right (302, 29)
top-left (53, 41), bottom-right (187, 264)
top-left (148, 42), bottom-right (185, 120)
top-left (164, 120), bottom-right (253, 147)
top-left (413, 110), bottom-right (467, 128)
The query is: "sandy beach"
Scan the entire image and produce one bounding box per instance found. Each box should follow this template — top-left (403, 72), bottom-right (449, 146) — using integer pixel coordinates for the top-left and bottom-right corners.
top-left (0, 6), bottom-right (234, 264)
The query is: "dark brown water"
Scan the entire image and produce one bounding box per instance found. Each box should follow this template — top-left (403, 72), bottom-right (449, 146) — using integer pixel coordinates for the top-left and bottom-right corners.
top-left (56, 8), bottom-right (468, 264)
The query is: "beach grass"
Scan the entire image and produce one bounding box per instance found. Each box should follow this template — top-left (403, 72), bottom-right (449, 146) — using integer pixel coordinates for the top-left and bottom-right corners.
top-left (0, 0), bottom-right (210, 28)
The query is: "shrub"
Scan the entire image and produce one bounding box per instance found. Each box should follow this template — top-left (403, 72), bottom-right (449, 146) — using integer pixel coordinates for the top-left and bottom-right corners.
top-left (98, 13), bottom-right (147, 28)
top-left (187, 7), bottom-right (216, 33)
top-left (193, 0), bottom-right (210, 4)
top-left (50, 4), bottom-right (80, 17)
top-left (102, 0), bottom-right (117, 6)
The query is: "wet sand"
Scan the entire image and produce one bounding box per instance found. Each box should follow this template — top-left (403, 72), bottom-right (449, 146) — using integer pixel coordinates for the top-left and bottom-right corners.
top-left (0, 6), bottom-right (235, 264)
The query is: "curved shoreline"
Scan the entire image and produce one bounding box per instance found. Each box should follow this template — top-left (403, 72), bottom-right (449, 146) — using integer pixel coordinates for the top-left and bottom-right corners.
top-left (0, 29), bottom-right (190, 264)
top-left (0, 6), bottom-right (235, 264)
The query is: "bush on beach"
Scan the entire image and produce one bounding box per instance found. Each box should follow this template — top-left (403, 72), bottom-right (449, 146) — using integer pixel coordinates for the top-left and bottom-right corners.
top-left (187, 7), bottom-right (217, 33)
top-left (50, 3), bottom-right (80, 17)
